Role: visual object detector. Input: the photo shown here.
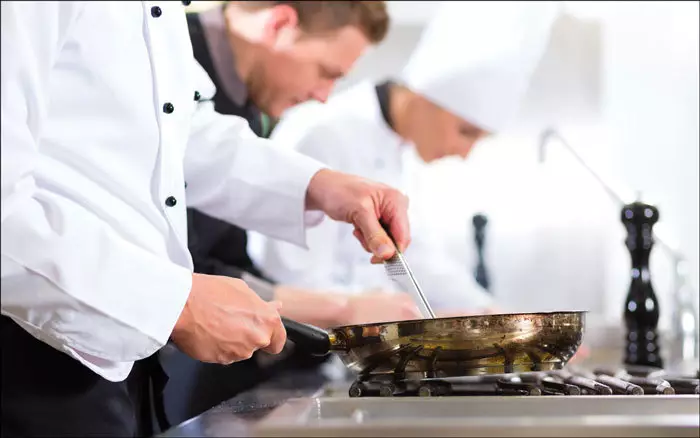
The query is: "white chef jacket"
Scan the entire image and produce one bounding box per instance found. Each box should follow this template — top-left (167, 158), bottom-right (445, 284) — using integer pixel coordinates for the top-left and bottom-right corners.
top-left (248, 81), bottom-right (493, 310)
top-left (1, 1), bottom-right (325, 382)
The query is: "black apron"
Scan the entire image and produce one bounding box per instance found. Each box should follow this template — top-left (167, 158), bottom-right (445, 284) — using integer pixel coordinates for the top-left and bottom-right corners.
top-left (0, 315), bottom-right (168, 437)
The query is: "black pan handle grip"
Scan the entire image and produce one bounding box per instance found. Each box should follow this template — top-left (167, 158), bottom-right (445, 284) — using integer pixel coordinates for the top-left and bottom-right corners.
top-left (282, 317), bottom-right (331, 356)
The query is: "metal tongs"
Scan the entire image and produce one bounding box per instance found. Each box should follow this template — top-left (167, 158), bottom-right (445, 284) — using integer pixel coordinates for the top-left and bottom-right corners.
top-left (380, 223), bottom-right (436, 319)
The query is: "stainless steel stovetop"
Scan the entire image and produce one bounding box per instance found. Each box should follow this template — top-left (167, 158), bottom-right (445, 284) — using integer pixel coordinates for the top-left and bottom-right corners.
top-left (239, 363), bottom-right (700, 437)
top-left (342, 366), bottom-right (700, 397)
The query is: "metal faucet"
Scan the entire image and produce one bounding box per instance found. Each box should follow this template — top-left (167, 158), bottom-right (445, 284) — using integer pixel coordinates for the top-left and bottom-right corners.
top-left (538, 127), bottom-right (699, 361)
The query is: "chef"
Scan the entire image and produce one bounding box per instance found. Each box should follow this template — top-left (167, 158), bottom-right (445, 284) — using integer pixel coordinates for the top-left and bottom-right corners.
top-left (0, 2), bottom-right (410, 436)
top-left (249, 1), bottom-right (559, 312)
top-left (185, 0), bottom-right (420, 332)
top-left (159, 0), bottom-right (422, 427)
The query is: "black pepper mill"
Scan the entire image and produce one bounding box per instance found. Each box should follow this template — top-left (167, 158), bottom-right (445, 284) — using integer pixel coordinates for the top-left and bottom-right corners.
top-left (472, 213), bottom-right (491, 292)
top-left (621, 201), bottom-right (663, 368)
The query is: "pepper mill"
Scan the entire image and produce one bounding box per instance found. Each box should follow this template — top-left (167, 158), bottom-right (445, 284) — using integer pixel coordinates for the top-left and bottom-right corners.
top-left (472, 213), bottom-right (491, 292)
top-left (621, 200), bottom-right (663, 368)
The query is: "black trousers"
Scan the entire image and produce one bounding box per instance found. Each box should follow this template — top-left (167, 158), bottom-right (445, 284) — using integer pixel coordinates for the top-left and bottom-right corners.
top-left (0, 316), bottom-right (165, 437)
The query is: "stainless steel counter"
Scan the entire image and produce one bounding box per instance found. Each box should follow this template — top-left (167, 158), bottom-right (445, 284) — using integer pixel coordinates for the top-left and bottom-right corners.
top-left (157, 368), bottom-right (331, 437)
top-left (253, 395), bottom-right (700, 437)
top-left (158, 359), bottom-right (699, 438)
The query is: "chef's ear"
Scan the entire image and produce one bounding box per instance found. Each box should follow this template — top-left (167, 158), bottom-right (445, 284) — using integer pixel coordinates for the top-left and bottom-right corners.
top-left (261, 4), bottom-right (300, 49)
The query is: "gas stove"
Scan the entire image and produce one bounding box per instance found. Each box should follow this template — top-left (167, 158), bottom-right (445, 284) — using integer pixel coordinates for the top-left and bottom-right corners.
top-left (243, 362), bottom-right (700, 437)
top-left (346, 365), bottom-right (700, 398)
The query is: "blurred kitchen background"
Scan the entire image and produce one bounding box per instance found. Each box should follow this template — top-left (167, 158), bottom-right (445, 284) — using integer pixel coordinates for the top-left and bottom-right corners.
top-left (189, 2), bottom-right (699, 350)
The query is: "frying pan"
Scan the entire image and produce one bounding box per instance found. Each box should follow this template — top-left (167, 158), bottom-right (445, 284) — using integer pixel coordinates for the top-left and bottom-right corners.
top-left (282, 311), bottom-right (585, 377)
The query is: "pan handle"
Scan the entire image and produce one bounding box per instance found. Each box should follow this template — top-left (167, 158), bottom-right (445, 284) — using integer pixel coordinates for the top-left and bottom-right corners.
top-left (282, 317), bottom-right (332, 356)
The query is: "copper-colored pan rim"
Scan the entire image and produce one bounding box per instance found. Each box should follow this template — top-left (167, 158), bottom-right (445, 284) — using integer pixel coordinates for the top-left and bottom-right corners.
top-left (330, 310), bottom-right (589, 330)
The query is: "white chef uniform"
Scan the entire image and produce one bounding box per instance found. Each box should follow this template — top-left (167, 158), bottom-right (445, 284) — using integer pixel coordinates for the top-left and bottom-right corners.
top-left (248, 1), bottom-right (558, 311)
top-left (1, 1), bottom-right (325, 384)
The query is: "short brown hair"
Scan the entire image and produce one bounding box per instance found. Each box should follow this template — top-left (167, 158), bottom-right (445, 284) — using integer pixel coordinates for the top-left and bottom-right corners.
top-left (234, 1), bottom-right (389, 43)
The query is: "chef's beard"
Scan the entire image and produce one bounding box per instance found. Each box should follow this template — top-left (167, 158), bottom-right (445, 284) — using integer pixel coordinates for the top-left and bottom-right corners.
top-left (245, 61), bottom-right (292, 119)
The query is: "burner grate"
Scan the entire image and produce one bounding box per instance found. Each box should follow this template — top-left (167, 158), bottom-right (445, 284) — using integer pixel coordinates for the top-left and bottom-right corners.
top-left (348, 367), bottom-right (700, 398)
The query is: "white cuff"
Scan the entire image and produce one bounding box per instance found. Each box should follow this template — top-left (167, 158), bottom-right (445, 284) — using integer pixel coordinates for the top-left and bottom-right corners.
top-left (304, 210), bottom-right (326, 228)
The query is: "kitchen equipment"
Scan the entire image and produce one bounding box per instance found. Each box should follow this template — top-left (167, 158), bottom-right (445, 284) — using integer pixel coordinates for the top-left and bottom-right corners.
top-left (341, 368), bottom-right (699, 398)
top-left (242, 364), bottom-right (699, 438)
top-left (539, 128), bottom-right (700, 362)
top-left (381, 224), bottom-right (435, 319)
top-left (282, 310), bottom-right (585, 378)
top-left (592, 367), bottom-right (678, 395)
top-left (251, 394), bottom-right (699, 438)
top-left (622, 200), bottom-right (663, 368)
top-left (671, 260), bottom-right (699, 361)
top-left (176, 372), bottom-right (699, 438)
top-left (472, 213), bottom-right (491, 292)
top-left (159, 353), bottom-right (699, 438)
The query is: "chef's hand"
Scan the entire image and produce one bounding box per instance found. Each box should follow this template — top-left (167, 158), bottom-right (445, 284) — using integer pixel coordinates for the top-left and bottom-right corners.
top-left (172, 273), bottom-right (287, 364)
top-left (343, 291), bottom-right (423, 325)
top-left (306, 169), bottom-right (410, 264)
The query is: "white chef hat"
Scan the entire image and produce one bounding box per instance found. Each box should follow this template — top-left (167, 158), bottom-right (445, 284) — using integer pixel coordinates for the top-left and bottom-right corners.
top-left (400, 1), bottom-right (560, 133)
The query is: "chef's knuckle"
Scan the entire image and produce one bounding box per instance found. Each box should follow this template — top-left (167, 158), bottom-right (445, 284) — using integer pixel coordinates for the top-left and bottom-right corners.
top-left (266, 310), bottom-right (281, 325)
top-left (358, 196), bottom-right (375, 213)
top-left (238, 350), bottom-right (254, 362)
top-left (255, 332), bottom-right (271, 349)
top-left (255, 311), bottom-right (276, 328)
top-left (229, 342), bottom-right (252, 360)
top-left (268, 341), bottom-right (284, 355)
top-left (215, 352), bottom-right (231, 364)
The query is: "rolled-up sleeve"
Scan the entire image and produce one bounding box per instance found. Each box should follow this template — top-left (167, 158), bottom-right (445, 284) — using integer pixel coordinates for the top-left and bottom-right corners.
top-left (183, 63), bottom-right (327, 248)
top-left (1, 2), bottom-right (192, 382)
